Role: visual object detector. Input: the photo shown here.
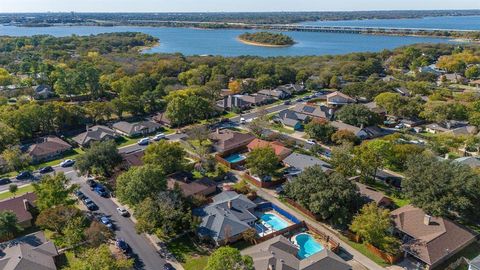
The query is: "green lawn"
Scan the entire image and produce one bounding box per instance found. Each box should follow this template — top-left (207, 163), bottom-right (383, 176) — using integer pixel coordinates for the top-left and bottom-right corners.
top-left (269, 123), bottom-right (295, 134)
top-left (167, 235), bottom-right (210, 270)
top-left (30, 148), bottom-right (85, 170)
top-left (438, 242), bottom-right (480, 270)
top-left (0, 184), bottom-right (35, 200)
top-left (224, 111), bottom-right (238, 118)
top-left (338, 235), bottom-right (390, 267)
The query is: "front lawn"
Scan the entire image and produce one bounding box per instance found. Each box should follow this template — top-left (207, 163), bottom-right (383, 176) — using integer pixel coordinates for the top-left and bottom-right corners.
top-left (167, 235), bottom-right (210, 270)
top-left (0, 184), bottom-right (35, 200)
top-left (338, 235), bottom-right (391, 267)
top-left (269, 123), bottom-right (295, 134)
top-left (31, 148), bottom-right (85, 170)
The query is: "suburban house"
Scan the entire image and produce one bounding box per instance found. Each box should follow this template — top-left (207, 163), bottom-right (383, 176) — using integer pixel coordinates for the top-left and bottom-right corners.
top-left (195, 191), bottom-right (257, 245)
top-left (247, 139), bottom-right (292, 161)
top-left (277, 104), bottom-right (333, 130)
top-left (330, 121), bottom-right (385, 139)
top-left (0, 231), bottom-right (58, 270)
top-left (418, 64), bottom-right (444, 76)
top-left (363, 101), bottom-right (387, 116)
top-left (242, 235), bottom-right (351, 270)
top-left (326, 91), bottom-right (356, 106)
top-left (275, 83), bottom-right (305, 95)
top-left (120, 150), bottom-right (145, 167)
top-left (33, 84), bottom-right (55, 100)
top-left (73, 125), bottom-right (118, 147)
top-left (454, 156), bottom-right (480, 169)
top-left (0, 193), bottom-right (37, 228)
top-left (291, 103), bottom-right (333, 120)
top-left (277, 110), bottom-right (304, 130)
top-left (283, 153), bottom-right (332, 174)
top-left (355, 182), bottom-right (393, 208)
top-left (167, 172), bottom-right (217, 198)
top-left (26, 136), bottom-right (72, 163)
top-left (425, 123), bottom-right (477, 136)
top-left (258, 89), bottom-right (290, 99)
top-left (439, 73), bottom-right (467, 84)
top-left (391, 205), bottom-right (476, 269)
top-left (112, 121), bottom-right (162, 137)
top-left (153, 112), bottom-right (172, 127)
top-left (208, 129), bottom-right (255, 155)
top-left (217, 94), bottom-right (272, 110)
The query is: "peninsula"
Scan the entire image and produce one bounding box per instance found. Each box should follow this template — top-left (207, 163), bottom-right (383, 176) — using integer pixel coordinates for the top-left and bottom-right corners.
top-left (238, 32), bottom-right (295, 47)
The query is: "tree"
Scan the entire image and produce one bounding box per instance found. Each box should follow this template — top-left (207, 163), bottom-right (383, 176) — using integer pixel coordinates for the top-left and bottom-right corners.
top-left (65, 244), bottom-right (133, 270)
top-left (1, 146), bottom-right (31, 171)
top-left (33, 173), bottom-right (76, 210)
top-left (403, 154), bottom-right (480, 219)
top-left (36, 205), bottom-right (83, 234)
top-left (85, 221), bottom-right (114, 247)
top-left (353, 140), bottom-right (393, 182)
top-left (284, 166), bottom-right (360, 226)
top-left (336, 104), bottom-right (382, 127)
top-left (465, 65), bottom-right (480, 79)
top-left (75, 140), bottom-right (122, 177)
top-left (0, 122), bottom-right (19, 152)
top-left (242, 228), bottom-right (257, 244)
top-left (134, 191), bottom-right (195, 240)
top-left (84, 102), bottom-right (113, 124)
top-left (63, 216), bottom-right (87, 248)
top-left (0, 68), bottom-right (13, 86)
top-left (8, 184), bottom-right (18, 197)
top-left (374, 92), bottom-right (403, 115)
top-left (245, 147), bottom-right (279, 179)
top-left (421, 101), bottom-right (468, 123)
top-left (331, 129), bottom-right (359, 145)
top-left (228, 80), bottom-right (242, 94)
top-left (142, 140), bottom-right (187, 175)
top-left (166, 95), bottom-right (212, 126)
top-left (187, 125), bottom-right (210, 146)
top-left (305, 119), bottom-right (336, 143)
top-left (205, 247), bottom-right (254, 270)
top-left (350, 203), bottom-right (400, 255)
top-left (0, 211), bottom-right (22, 241)
top-left (331, 143), bottom-right (357, 177)
top-left (116, 165), bottom-right (167, 206)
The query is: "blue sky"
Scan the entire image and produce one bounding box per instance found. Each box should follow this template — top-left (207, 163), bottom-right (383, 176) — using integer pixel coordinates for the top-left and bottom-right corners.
top-left (1, 0), bottom-right (479, 12)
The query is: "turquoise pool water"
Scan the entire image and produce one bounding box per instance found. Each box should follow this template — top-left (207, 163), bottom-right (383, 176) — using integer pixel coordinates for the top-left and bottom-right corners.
top-left (224, 153), bottom-right (246, 163)
top-left (260, 213), bottom-right (289, 231)
top-left (296, 233), bottom-right (324, 259)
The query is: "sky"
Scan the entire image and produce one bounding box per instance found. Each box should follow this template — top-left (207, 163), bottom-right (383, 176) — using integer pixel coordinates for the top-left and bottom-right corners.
top-left (1, 0), bottom-right (480, 13)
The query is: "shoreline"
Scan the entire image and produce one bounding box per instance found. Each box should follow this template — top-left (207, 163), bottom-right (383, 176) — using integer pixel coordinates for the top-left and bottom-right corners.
top-left (236, 37), bottom-right (294, 48)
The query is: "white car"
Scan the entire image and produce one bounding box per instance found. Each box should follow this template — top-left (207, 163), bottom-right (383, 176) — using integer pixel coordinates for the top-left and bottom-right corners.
top-left (60, 159), bottom-right (75, 167)
top-left (138, 138), bottom-right (150, 146)
top-left (153, 133), bottom-right (166, 141)
top-left (116, 207), bottom-right (129, 217)
top-left (240, 117), bottom-right (246, 124)
top-left (306, 139), bottom-right (317, 145)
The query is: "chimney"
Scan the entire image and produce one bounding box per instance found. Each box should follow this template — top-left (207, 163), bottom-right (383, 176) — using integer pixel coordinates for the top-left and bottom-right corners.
top-left (227, 200), bottom-right (232, 209)
top-left (445, 153), bottom-right (449, 160)
top-left (23, 199), bottom-right (30, 211)
top-left (216, 128), bottom-right (220, 134)
top-left (424, 215), bottom-right (431, 226)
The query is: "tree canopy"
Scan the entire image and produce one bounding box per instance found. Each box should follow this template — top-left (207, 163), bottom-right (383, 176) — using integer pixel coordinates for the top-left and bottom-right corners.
top-left (205, 247), bottom-right (254, 270)
top-left (75, 140), bottom-right (122, 177)
top-left (245, 147), bottom-right (279, 179)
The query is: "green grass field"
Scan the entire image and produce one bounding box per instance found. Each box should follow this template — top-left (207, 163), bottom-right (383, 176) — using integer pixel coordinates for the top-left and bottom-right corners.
top-left (0, 184), bottom-right (35, 200)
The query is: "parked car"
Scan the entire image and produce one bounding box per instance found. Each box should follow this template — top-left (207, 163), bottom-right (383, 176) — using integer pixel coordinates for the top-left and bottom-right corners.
top-left (60, 159), bottom-right (75, 167)
top-left (86, 177), bottom-right (97, 187)
top-left (295, 98), bottom-right (303, 102)
top-left (283, 100), bottom-right (291, 105)
top-left (116, 207), bottom-right (129, 217)
top-left (94, 186), bottom-right (108, 197)
top-left (240, 117), bottom-right (246, 124)
top-left (100, 216), bottom-right (114, 229)
top-left (306, 139), bottom-right (316, 145)
top-left (82, 198), bottom-right (98, 211)
top-left (116, 239), bottom-right (132, 257)
top-left (39, 166), bottom-right (54, 174)
top-left (16, 171), bottom-right (33, 180)
top-left (0, 178), bottom-right (11, 185)
top-left (164, 263), bottom-right (176, 270)
top-left (74, 190), bottom-right (86, 200)
top-left (153, 133), bottom-right (166, 141)
top-left (138, 138), bottom-right (150, 146)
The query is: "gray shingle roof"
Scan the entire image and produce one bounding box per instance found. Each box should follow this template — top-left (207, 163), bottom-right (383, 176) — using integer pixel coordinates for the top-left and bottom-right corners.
top-left (73, 125), bottom-right (117, 146)
top-left (283, 153), bottom-right (331, 173)
top-left (113, 121), bottom-right (161, 135)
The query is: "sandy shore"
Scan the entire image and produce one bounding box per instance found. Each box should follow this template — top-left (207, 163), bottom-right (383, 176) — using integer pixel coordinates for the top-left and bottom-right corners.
top-left (237, 37), bottom-right (293, 48)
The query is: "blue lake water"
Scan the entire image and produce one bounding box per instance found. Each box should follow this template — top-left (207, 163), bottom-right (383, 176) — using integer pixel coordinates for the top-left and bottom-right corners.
top-left (300, 15), bottom-right (480, 30)
top-left (0, 25), bottom-right (458, 57)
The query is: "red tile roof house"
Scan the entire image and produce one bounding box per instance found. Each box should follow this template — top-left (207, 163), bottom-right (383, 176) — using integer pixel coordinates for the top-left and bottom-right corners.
top-left (391, 205), bottom-right (476, 269)
top-left (27, 136), bottom-right (72, 163)
top-left (0, 193), bottom-right (37, 229)
top-left (247, 138), bottom-right (292, 161)
top-left (208, 129), bottom-right (255, 156)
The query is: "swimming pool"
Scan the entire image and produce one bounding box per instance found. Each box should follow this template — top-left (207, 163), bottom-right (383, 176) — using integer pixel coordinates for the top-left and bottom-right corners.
top-left (295, 233), bottom-right (324, 259)
top-left (260, 213), bottom-right (289, 231)
top-left (224, 153), bottom-right (246, 163)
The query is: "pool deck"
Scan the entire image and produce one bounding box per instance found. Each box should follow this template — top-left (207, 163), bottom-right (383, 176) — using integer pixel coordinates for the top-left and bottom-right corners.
top-left (254, 210), bottom-right (294, 237)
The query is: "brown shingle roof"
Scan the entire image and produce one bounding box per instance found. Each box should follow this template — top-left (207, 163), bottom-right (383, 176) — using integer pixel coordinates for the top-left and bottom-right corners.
top-left (391, 205), bottom-right (476, 266)
top-left (27, 136), bottom-right (71, 158)
top-left (208, 129), bottom-right (255, 153)
top-left (0, 193), bottom-right (36, 224)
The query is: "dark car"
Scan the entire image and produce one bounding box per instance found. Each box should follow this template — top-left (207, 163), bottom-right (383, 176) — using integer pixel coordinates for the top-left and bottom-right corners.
top-left (74, 190), bottom-right (86, 200)
top-left (163, 263), bottom-right (176, 270)
top-left (16, 171), bottom-right (32, 180)
top-left (115, 239), bottom-right (132, 257)
top-left (0, 178), bottom-right (11, 185)
top-left (86, 178), bottom-right (97, 188)
top-left (94, 186), bottom-right (108, 197)
top-left (283, 100), bottom-right (291, 105)
top-left (86, 202), bottom-right (97, 211)
top-left (39, 166), bottom-right (54, 174)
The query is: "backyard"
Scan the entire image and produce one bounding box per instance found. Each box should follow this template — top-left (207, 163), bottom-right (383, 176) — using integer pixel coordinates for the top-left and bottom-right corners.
top-left (167, 235), bottom-right (210, 270)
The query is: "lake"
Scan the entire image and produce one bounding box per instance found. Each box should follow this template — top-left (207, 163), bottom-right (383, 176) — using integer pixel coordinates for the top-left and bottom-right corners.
top-left (0, 24), bottom-right (459, 57)
top-left (300, 15), bottom-right (480, 30)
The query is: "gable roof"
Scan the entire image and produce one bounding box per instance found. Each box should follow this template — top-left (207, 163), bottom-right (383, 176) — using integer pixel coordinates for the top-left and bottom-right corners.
top-left (0, 231), bottom-right (58, 270)
top-left (209, 129), bottom-right (255, 153)
top-left (72, 125), bottom-right (116, 146)
top-left (113, 121), bottom-right (161, 135)
top-left (391, 205), bottom-right (476, 266)
top-left (167, 172), bottom-right (217, 197)
top-left (247, 139), bottom-right (292, 160)
top-left (153, 112), bottom-right (172, 126)
top-left (291, 104), bottom-right (332, 119)
top-left (27, 136), bottom-right (71, 158)
top-left (355, 182), bottom-right (393, 206)
top-left (195, 191), bottom-right (257, 242)
top-left (0, 193), bottom-right (36, 224)
top-left (454, 156), bottom-right (480, 168)
top-left (242, 235), bottom-right (350, 270)
top-left (326, 91), bottom-right (355, 103)
top-left (283, 153), bottom-right (332, 173)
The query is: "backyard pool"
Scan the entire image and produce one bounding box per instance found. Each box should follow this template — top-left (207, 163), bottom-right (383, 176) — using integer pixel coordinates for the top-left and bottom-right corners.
top-left (224, 153), bottom-right (246, 163)
top-left (260, 213), bottom-right (290, 231)
top-left (295, 233), bottom-right (324, 259)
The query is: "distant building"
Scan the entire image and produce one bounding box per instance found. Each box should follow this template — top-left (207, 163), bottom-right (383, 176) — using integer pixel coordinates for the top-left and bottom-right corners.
top-left (0, 231), bottom-right (58, 270)
top-left (112, 121), bottom-right (161, 137)
top-left (326, 91), bottom-right (356, 106)
top-left (258, 89), bottom-right (290, 99)
top-left (27, 136), bottom-right (72, 163)
top-left (216, 94), bottom-right (272, 110)
top-left (33, 85), bottom-right (55, 100)
top-left (73, 125), bottom-right (117, 147)
top-left (0, 193), bottom-right (36, 228)
top-left (275, 83), bottom-right (305, 95)
top-left (242, 235), bottom-right (350, 270)
top-left (195, 191), bottom-right (257, 245)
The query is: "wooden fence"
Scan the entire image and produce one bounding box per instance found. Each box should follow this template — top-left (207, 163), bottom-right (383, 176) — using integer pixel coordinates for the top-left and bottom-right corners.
top-left (283, 198), bottom-right (320, 221)
top-left (243, 173), bottom-right (285, 188)
top-left (305, 222), bottom-right (341, 253)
